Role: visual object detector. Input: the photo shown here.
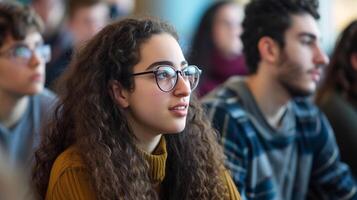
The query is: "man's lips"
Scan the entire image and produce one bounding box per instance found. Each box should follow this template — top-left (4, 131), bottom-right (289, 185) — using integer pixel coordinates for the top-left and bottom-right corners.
top-left (308, 69), bottom-right (321, 82)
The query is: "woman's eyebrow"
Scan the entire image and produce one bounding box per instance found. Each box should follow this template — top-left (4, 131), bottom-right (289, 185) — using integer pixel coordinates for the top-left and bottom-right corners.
top-left (146, 61), bottom-right (174, 70)
top-left (145, 60), bottom-right (188, 70)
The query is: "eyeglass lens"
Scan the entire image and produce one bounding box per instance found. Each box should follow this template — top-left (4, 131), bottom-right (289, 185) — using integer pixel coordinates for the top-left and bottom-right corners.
top-left (154, 65), bottom-right (201, 92)
top-left (9, 44), bottom-right (51, 63)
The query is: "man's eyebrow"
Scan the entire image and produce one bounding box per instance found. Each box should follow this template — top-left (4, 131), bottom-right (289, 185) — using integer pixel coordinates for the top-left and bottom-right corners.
top-left (298, 32), bottom-right (317, 40)
top-left (12, 42), bottom-right (27, 46)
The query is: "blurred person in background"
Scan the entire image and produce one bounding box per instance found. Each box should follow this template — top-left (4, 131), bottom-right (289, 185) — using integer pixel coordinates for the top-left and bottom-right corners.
top-left (187, 0), bottom-right (247, 97)
top-left (105, 0), bottom-right (135, 19)
top-left (30, 0), bottom-right (69, 79)
top-left (0, 148), bottom-right (34, 200)
top-left (0, 1), bottom-right (56, 171)
top-left (316, 20), bottom-right (357, 178)
top-left (45, 0), bottom-right (110, 89)
top-left (30, 0), bottom-right (66, 49)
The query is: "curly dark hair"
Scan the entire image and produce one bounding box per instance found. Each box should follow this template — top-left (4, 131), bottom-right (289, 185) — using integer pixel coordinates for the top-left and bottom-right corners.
top-left (242, 0), bottom-right (320, 74)
top-left (316, 20), bottom-right (357, 103)
top-left (0, 1), bottom-right (43, 47)
top-left (32, 18), bottom-right (228, 200)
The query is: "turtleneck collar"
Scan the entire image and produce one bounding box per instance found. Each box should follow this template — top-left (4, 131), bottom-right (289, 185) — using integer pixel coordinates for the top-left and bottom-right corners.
top-left (139, 137), bottom-right (167, 184)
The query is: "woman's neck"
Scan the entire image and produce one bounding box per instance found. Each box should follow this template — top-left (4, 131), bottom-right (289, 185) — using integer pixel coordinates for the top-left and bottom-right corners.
top-left (125, 111), bottom-right (163, 153)
top-left (0, 92), bottom-right (29, 129)
top-left (135, 133), bottom-right (162, 154)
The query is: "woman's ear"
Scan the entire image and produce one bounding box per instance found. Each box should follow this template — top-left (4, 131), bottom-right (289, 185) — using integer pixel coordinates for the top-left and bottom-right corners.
top-left (350, 52), bottom-right (357, 72)
top-left (109, 80), bottom-right (130, 108)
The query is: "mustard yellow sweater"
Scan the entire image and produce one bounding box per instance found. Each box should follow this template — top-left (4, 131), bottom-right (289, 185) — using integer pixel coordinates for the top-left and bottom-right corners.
top-left (45, 138), bottom-right (241, 200)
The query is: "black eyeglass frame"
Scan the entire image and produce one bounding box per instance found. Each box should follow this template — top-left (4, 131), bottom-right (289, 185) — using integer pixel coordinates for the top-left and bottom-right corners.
top-left (132, 65), bottom-right (202, 92)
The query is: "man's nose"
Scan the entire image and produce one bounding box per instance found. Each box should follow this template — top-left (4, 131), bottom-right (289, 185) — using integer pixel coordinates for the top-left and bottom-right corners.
top-left (314, 45), bottom-right (329, 66)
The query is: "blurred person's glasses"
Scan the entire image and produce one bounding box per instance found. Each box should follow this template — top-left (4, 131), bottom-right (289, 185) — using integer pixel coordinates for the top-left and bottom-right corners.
top-left (132, 65), bottom-right (202, 92)
top-left (0, 43), bottom-right (51, 64)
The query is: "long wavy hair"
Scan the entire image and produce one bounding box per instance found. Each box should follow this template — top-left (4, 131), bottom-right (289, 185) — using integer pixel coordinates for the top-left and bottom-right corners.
top-left (32, 18), bottom-right (227, 200)
top-left (316, 20), bottom-right (357, 103)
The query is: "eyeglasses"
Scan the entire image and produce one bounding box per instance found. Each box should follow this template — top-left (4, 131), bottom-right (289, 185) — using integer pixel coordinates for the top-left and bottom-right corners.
top-left (0, 43), bottom-right (51, 64)
top-left (132, 65), bottom-right (202, 92)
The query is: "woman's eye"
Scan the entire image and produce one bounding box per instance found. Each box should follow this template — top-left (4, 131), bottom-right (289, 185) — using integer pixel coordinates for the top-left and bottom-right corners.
top-left (183, 69), bottom-right (194, 76)
top-left (156, 71), bottom-right (171, 79)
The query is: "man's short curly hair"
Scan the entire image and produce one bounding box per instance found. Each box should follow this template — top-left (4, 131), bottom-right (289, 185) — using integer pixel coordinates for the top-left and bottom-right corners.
top-left (241, 0), bottom-right (319, 74)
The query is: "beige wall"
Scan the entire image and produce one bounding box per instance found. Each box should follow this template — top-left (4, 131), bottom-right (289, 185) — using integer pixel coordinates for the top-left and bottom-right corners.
top-left (334, 0), bottom-right (357, 31)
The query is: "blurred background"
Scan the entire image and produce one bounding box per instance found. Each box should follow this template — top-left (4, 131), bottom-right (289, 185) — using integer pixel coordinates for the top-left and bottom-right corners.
top-left (15, 0), bottom-right (357, 55)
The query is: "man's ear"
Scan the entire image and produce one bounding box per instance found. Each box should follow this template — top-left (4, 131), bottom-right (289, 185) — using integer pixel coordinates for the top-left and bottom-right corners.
top-left (350, 52), bottom-right (357, 72)
top-left (258, 36), bottom-right (280, 64)
top-left (109, 80), bottom-right (130, 108)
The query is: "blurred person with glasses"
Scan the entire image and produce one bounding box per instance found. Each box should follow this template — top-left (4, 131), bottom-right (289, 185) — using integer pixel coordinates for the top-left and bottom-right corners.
top-left (0, 2), bottom-right (57, 172)
top-left (32, 18), bottom-right (241, 200)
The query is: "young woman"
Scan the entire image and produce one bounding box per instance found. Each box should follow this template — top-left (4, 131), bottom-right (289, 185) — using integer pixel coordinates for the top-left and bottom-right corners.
top-left (315, 20), bottom-right (357, 177)
top-left (32, 18), bottom-right (241, 200)
top-left (187, 0), bottom-right (247, 97)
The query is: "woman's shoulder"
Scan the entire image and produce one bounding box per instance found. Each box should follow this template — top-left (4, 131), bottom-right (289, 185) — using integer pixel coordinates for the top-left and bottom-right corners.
top-left (48, 146), bottom-right (87, 187)
top-left (53, 146), bottom-right (86, 170)
top-left (221, 169), bottom-right (242, 200)
top-left (46, 147), bottom-right (95, 200)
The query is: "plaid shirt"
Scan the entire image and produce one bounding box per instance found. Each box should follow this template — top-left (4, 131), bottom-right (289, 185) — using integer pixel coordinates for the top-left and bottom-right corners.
top-left (202, 77), bottom-right (357, 200)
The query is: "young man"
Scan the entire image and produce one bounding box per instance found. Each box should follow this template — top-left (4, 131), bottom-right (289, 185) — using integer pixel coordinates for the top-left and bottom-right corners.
top-left (202, 0), bottom-right (357, 199)
top-left (0, 2), bottom-right (56, 170)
